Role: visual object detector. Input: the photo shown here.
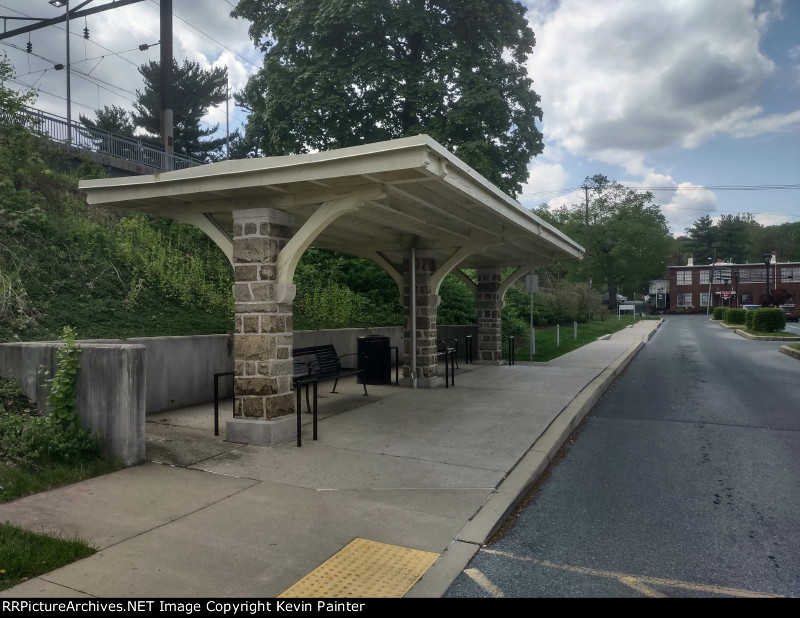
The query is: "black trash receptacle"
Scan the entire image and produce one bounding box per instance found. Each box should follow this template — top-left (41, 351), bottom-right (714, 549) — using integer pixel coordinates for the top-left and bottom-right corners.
top-left (357, 336), bottom-right (391, 385)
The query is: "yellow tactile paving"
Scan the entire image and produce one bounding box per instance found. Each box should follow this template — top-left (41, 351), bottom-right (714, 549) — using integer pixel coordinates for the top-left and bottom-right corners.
top-left (278, 538), bottom-right (440, 598)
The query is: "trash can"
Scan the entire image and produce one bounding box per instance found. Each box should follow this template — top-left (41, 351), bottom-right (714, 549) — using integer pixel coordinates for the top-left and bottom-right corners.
top-left (357, 335), bottom-right (391, 385)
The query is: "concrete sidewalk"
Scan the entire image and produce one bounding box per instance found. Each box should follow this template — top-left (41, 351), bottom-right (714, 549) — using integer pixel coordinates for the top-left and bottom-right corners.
top-left (0, 319), bottom-right (661, 599)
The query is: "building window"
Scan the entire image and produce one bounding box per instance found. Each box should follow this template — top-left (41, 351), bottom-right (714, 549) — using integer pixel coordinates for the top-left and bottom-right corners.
top-left (700, 292), bottom-right (710, 306)
top-left (699, 270), bottom-right (709, 284)
top-left (713, 267), bottom-right (731, 283)
top-left (741, 293), bottom-right (753, 304)
top-left (676, 270), bottom-right (692, 285)
top-left (739, 268), bottom-right (766, 283)
top-left (677, 292), bottom-right (692, 307)
top-left (781, 267), bottom-right (800, 283)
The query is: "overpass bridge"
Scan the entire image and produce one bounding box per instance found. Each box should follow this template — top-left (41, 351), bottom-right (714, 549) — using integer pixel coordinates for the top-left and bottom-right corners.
top-left (1, 105), bottom-right (203, 176)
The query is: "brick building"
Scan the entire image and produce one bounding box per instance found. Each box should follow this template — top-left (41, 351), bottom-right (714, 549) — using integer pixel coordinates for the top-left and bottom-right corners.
top-left (667, 251), bottom-right (800, 311)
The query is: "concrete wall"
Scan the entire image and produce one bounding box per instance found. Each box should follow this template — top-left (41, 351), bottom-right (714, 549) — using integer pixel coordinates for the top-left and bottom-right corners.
top-left (0, 342), bottom-right (145, 467)
top-left (0, 326), bottom-right (477, 466)
top-left (129, 335), bottom-right (234, 413)
top-left (81, 335), bottom-right (234, 414)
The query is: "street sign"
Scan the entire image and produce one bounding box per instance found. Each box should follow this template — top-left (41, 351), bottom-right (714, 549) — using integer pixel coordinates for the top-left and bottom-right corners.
top-left (720, 291), bottom-right (732, 299)
top-left (525, 274), bottom-right (539, 294)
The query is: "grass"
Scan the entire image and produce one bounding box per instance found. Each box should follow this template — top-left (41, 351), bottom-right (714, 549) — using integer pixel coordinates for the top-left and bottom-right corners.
top-left (0, 377), bottom-right (120, 592)
top-left (0, 460), bottom-right (121, 504)
top-left (507, 315), bottom-right (659, 363)
top-left (0, 522), bottom-right (96, 591)
top-left (788, 343), bottom-right (800, 351)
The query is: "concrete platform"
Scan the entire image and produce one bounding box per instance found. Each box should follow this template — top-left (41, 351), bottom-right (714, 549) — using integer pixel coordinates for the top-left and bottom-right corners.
top-left (0, 320), bottom-right (661, 599)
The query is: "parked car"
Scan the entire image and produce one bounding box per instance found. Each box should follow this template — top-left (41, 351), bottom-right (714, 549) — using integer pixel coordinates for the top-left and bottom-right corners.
top-left (742, 304), bottom-right (761, 310)
top-left (781, 305), bottom-right (799, 322)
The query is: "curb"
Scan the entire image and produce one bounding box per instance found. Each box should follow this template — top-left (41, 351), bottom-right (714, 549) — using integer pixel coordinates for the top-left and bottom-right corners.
top-left (408, 320), bottom-right (660, 598)
top-left (779, 345), bottom-right (800, 360)
top-left (735, 330), bottom-right (799, 342)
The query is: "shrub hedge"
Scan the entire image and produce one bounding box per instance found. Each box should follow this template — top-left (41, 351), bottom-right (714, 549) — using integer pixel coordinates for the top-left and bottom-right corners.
top-left (751, 308), bottom-right (786, 333)
top-left (724, 308), bottom-right (746, 324)
top-left (745, 310), bottom-right (756, 330)
top-left (712, 307), bottom-right (725, 320)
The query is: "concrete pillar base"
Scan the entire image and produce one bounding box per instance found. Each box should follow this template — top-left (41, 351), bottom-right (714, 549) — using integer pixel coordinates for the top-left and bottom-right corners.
top-left (226, 416), bottom-right (296, 447)
top-left (399, 375), bottom-right (445, 389)
top-left (473, 360), bottom-right (504, 366)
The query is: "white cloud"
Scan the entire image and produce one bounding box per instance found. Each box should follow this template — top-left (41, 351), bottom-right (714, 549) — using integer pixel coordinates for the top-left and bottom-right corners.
top-left (525, 0), bottom-right (791, 169)
top-left (520, 162), bottom-right (570, 203)
top-left (631, 172), bottom-right (718, 236)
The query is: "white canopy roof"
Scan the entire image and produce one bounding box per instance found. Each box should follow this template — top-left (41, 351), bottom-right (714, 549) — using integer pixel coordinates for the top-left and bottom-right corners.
top-left (79, 134), bottom-right (583, 269)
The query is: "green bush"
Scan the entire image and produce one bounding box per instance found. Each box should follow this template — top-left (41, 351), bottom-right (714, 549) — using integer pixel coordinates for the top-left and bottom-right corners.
top-left (0, 376), bottom-right (104, 467)
top-left (725, 308), bottom-right (746, 324)
top-left (751, 308), bottom-right (786, 333)
top-left (712, 307), bottom-right (725, 320)
top-left (745, 310), bottom-right (756, 330)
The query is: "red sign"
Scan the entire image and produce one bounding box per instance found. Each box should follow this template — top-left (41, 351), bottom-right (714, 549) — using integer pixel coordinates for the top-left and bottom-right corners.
top-left (720, 291), bottom-right (732, 299)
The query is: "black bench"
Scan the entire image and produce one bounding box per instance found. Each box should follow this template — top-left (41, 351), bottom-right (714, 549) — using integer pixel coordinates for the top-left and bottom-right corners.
top-left (293, 345), bottom-right (368, 413)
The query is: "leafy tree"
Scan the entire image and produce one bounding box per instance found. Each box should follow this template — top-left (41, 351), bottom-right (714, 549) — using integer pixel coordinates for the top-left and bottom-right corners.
top-left (715, 214), bottom-right (758, 263)
top-left (131, 59), bottom-right (229, 161)
top-left (749, 221), bottom-right (800, 262)
top-left (0, 54), bottom-right (36, 114)
top-left (540, 175), bottom-right (672, 306)
top-left (79, 105), bottom-right (136, 138)
top-left (683, 215), bottom-right (716, 263)
top-left (231, 0), bottom-right (544, 197)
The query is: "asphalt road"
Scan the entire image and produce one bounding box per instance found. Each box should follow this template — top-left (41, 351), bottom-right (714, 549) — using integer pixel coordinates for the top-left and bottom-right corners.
top-left (444, 315), bottom-right (800, 598)
top-left (784, 321), bottom-right (800, 335)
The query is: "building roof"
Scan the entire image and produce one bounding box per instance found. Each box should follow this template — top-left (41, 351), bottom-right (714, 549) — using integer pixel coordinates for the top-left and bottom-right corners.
top-left (79, 135), bottom-right (584, 269)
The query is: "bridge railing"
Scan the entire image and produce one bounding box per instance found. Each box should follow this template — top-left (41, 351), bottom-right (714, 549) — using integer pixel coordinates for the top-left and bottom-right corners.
top-left (1, 106), bottom-right (203, 172)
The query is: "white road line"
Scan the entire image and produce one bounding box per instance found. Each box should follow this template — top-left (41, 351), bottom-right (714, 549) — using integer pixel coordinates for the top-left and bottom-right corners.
top-left (463, 568), bottom-right (506, 598)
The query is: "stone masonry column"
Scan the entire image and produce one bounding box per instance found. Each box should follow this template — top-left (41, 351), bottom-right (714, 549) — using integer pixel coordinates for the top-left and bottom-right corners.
top-left (401, 250), bottom-right (442, 388)
top-left (226, 208), bottom-right (297, 447)
top-left (476, 268), bottom-right (503, 364)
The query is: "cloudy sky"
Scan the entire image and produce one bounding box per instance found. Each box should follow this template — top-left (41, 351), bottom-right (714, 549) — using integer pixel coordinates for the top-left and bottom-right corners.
top-left (2, 0), bottom-right (798, 236)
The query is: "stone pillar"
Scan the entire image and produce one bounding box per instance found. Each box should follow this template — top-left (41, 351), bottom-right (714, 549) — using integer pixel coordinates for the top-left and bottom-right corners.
top-left (401, 250), bottom-right (442, 388)
top-left (226, 208), bottom-right (297, 447)
top-left (476, 268), bottom-right (503, 364)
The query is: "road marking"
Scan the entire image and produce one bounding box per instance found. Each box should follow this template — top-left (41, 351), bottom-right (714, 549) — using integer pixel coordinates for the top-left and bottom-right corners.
top-left (464, 568), bottom-right (505, 598)
top-left (482, 549), bottom-right (786, 598)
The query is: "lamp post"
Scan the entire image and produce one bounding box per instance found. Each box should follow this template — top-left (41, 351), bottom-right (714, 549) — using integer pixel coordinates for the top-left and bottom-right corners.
top-left (762, 253), bottom-right (772, 306)
top-left (706, 251), bottom-right (715, 315)
top-left (732, 270), bottom-right (739, 308)
top-left (49, 0), bottom-right (70, 143)
top-left (213, 76), bottom-right (229, 159)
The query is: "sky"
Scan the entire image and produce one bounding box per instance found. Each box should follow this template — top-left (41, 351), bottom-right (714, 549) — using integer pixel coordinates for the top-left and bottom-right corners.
top-left (1, 0), bottom-right (798, 237)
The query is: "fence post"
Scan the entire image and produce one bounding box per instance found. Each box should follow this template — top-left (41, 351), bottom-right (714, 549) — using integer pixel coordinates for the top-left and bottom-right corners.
top-left (556, 324), bottom-right (560, 347)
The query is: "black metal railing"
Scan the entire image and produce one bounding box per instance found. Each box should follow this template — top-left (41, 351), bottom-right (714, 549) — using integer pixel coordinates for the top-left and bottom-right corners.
top-left (1, 105), bottom-right (203, 172)
top-left (213, 371), bottom-right (235, 437)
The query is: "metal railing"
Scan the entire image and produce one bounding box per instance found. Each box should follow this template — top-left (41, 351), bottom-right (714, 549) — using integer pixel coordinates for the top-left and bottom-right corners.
top-left (1, 105), bottom-right (203, 172)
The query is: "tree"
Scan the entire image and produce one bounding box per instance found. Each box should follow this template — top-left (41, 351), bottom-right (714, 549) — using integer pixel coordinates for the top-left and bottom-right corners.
top-left (683, 215), bottom-right (716, 263)
top-left (79, 105), bottom-right (136, 138)
top-left (132, 59), bottom-right (229, 161)
top-left (540, 175), bottom-right (673, 306)
top-left (231, 0), bottom-right (544, 197)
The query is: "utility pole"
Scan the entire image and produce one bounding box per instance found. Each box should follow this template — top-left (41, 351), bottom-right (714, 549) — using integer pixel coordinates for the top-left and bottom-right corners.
top-left (584, 185), bottom-right (591, 292)
top-left (160, 0), bottom-right (174, 169)
top-left (706, 249), bottom-right (716, 315)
